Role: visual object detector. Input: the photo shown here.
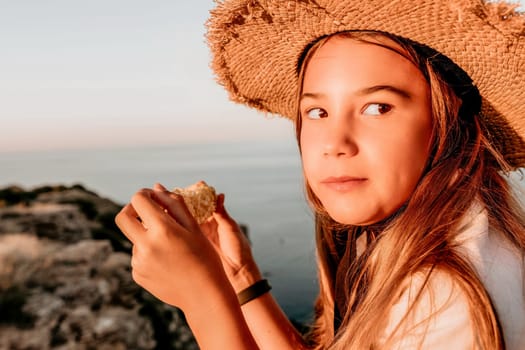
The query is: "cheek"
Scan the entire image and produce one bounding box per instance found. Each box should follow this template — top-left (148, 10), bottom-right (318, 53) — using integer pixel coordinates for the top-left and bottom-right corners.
top-left (364, 119), bottom-right (431, 208)
top-left (377, 133), bottom-right (431, 203)
top-left (299, 127), bottom-right (316, 176)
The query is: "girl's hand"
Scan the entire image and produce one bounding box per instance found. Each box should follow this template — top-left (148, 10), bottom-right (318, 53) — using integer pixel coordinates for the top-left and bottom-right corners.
top-left (198, 192), bottom-right (263, 293)
top-left (115, 187), bottom-right (228, 311)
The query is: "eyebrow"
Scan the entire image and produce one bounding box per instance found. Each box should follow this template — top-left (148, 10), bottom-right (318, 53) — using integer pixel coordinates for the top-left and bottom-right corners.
top-left (301, 85), bottom-right (413, 101)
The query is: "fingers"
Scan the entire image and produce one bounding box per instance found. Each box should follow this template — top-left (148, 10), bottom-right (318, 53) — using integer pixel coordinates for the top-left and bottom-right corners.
top-left (121, 188), bottom-right (188, 242)
top-left (216, 193), bottom-right (225, 213)
top-left (200, 218), bottom-right (220, 246)
top-left (153, 182), bottom-right (168, 192)
top-left (213, 193), bottom-right (236, 227)
top-left (115, 204), bottom-right (146, 244)
top-left (212, 193), bottom-right (250, 246)
top-left (130, 189), bottom-right (168, 229)
top-left (151, 185), bottom-right (200, 233)
top-left (118, 184), bottom-right (202, 241)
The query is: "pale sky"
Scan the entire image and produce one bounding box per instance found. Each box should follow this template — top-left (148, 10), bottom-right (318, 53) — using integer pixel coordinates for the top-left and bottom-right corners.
top-left (1, 1), bottom-right (524, 152)
top-left (0, 0), bottom-right (294, 152)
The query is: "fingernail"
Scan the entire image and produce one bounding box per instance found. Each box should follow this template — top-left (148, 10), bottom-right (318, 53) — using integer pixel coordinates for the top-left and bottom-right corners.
top-left (154, 183), bottom-right (168, 192)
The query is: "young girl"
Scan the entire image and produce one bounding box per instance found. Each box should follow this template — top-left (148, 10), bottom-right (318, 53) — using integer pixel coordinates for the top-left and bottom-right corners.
top-left (115, 0), bottom-right (525, 349)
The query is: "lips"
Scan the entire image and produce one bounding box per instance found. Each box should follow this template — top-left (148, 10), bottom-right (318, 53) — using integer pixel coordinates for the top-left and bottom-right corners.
top-left (320, 176), bottom-right (367, 191)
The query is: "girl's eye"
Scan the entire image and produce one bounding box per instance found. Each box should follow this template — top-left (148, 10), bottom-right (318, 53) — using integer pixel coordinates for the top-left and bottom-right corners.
top-left (305, 108), bottom-right (327, 119)
top-left (363, 103), bottom-right (392, 116)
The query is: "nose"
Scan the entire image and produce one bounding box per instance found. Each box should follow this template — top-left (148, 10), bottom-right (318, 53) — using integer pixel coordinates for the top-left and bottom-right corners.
top-left (322, 116), bottom-right (358, 157)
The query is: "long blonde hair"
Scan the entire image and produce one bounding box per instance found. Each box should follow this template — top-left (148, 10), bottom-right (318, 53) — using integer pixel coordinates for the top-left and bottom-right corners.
top-left (295, 31), bottom-right (525, 349)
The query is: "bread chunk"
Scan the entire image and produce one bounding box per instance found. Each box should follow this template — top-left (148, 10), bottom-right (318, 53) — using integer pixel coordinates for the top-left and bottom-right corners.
top-left (172, 181), bottom-right (217, 224)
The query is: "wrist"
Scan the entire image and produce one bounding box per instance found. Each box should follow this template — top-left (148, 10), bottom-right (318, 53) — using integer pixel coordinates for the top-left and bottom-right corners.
top-left (237, 279), bottom-right (271, 306)
top-left (184, 274), bottom-right (259, 349)
top-left (230, 260), bottom-right (263, 293)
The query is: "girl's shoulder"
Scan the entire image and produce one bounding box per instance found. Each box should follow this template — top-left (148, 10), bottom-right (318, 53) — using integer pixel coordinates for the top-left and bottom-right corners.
top-left (453, 204), bottom-right (525, 350)
top-left (381, 267), bottom-right (475, 350)
top-left (381, 204), bottom-right (525, 349)
top-left (452, 201), bottom-right (523, 263)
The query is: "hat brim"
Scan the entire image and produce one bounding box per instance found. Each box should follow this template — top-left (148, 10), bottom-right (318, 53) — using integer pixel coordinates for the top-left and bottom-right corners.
top-left (207, 0), bottom-right (525, 168)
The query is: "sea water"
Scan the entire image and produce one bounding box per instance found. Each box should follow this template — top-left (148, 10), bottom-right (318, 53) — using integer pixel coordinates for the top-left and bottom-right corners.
top-left (0, 139), bottom-right (318, 323)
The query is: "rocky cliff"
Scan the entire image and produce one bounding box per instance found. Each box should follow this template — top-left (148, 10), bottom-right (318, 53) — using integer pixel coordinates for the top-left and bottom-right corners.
top-left (0, 184), bottom-right (198, 350)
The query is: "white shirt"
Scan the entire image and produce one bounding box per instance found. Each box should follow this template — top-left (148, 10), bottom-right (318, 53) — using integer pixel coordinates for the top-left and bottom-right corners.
top-left (381, 204), bottom-right (525, 349)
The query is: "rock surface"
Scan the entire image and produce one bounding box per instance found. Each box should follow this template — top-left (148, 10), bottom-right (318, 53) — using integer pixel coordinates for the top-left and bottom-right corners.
top-left (0, 184), bottom-right (198, 350)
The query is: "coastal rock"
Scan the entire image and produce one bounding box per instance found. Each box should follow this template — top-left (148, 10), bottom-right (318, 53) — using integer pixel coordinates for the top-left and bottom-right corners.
top-left (0, 203), bottom-right (91, 243)
top-left (0, 185), bottom-right (198, 350)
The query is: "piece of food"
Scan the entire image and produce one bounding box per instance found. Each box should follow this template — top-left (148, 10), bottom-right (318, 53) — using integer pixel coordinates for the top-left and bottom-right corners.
top-left (172, 181), bottom-right (217, 224)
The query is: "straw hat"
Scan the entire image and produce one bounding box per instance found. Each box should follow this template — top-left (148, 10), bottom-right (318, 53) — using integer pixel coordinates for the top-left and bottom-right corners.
top-left (206, 0), bottom-right (525, 168)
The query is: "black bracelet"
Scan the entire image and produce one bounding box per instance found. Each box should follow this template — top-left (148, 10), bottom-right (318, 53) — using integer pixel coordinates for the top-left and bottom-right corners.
top-left (237, 279), bottom-right (272, 306)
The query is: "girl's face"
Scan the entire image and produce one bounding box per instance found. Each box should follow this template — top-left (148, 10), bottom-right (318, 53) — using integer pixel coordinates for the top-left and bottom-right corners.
top-left (299, 37), bottom-right (433, 225)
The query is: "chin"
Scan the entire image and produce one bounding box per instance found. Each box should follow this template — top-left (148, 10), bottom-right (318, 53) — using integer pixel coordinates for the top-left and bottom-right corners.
top-left (326, 206), bottom-right (388, 227)
top-left (328, 211), bottom-right (371, 226)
